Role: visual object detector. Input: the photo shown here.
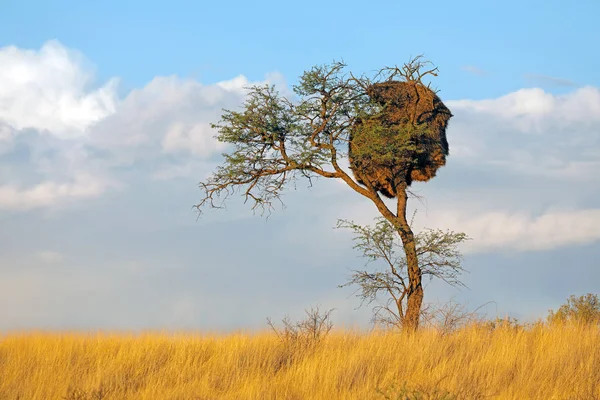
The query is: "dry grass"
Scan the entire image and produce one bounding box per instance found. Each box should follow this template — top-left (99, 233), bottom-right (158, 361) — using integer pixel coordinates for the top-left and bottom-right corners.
top-left (1, 323), bottom-right (598, 399)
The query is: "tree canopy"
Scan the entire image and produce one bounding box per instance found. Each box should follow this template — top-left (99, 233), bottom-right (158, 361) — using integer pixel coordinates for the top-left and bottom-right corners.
top-left (196, 56), bottom-right (453, 330)
top-left (195, 56), bottom-right (442, 216)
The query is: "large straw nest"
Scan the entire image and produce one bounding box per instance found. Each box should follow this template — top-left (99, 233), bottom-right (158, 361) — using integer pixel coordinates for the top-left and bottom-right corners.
top-left (348, 80), bottom-right (452, 198)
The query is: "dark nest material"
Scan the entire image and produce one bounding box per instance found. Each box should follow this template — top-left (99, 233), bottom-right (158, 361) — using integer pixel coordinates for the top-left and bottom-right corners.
top-left (348, 80), bottom-right (453, 198)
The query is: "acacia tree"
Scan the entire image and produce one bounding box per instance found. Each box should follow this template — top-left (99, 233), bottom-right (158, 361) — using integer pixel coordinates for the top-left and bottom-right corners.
top-left (195, 57), bottom-right (452, 330)
top-left (337, 217), bottom-right (469, 329)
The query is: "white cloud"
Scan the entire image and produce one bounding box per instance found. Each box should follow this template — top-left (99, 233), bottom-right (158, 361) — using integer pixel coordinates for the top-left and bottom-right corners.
top-left (0, 40), bottom-right (118, 138)
top-left (0, 174), bottom-right (112, 211)
top-left (446, 86), bottom-right (600, 182)
top-left (88, 74), bottom-right (271, 155)
top-left (0, 41), bottom-right (286, 211)
top-left (216, 74), bottom-right (250, 93)
top-left (86, 73), bottom-right (286, 177)
top-left (0, 123), bottom-right (16, 154)
top-left (330, 198), bottom-right (600, 254)
top-left (162, 122), bottom-right (227, 157)
top-left (414, 208), bottom-right (600, 253)
top-left (448, 86), bottom-right (600, 130)
top-left (2, 41), bottom-right (599, 256)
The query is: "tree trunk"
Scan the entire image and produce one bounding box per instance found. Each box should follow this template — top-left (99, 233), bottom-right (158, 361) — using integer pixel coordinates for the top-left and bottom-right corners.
top-left (396, 187), bottom-right (423, 331)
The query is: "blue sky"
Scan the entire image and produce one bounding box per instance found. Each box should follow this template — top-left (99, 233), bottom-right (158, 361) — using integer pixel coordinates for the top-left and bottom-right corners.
top-left (0, 0), bottom-right (599, 331)
top-left (3, 0), bottom-right (600, 96)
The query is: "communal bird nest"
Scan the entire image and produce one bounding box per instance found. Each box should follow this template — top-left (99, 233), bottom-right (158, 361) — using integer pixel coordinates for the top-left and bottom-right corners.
top-left (348, 79), bottom-right (453, 198)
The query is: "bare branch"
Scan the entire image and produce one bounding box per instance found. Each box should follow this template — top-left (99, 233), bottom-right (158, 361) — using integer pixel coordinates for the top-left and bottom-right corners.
top-left (267, 306), bottom-right (335, 348)
top-left (338, 217), bottom-right (469, 329)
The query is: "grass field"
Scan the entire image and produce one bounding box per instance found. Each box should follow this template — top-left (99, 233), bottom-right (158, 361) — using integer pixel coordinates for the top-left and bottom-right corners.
top-left (1, 323), bottom-right (598, 399)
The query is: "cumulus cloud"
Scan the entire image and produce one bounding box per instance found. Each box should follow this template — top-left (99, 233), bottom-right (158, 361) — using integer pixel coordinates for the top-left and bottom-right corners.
top-left (441, 81), bottom-right (600, 249)
top-left (0, 41), bottom-right (286, 211)
top-left (87, 74), bottom-right (242, 159)
top-left (84, 72), bottom-right (287, 183)
top-left (2, 40), bottom-right (599, 255)
top-left (331, 198), bottom-right (600, 254)
top-left (162, 123), bottom-right (221, 156)
top-left (411, 208), bottom-right (600, 254)
top-left (0, 40), bottom-right (118, 138)
top-left (424, 85), bottom-right (600, 252)
top-left (449, 86), bottom-right (600, 129)
top-left (88, 72), bottom-right (284, 154)
top-left (447, 87), bottom-right (600, 181)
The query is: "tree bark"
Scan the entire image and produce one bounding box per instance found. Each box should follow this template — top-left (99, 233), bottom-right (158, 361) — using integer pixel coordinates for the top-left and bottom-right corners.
top-left (395, 187), bottom-right (423, 331)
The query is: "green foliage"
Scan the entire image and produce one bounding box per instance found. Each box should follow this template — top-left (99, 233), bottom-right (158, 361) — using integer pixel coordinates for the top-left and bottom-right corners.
top-left (196, 57), bottom-right (443, 215)
top-left (548, 293), bottom-right (600, 325)
top-left (197, 61), bottom-right (376, 214)
top-left (350, 121), bottom-right (433, 169)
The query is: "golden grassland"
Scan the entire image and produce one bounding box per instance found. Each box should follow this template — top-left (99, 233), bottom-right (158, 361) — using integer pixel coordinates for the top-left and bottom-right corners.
top-left (1, 323), bottom-right (598, 400)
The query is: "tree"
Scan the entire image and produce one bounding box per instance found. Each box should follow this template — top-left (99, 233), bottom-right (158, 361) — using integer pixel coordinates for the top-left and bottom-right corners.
top-left (548, 293), bottom-right (600, 326)
top-left (195, 56), bottom-right (453, 331)
top-left (337, 217), bottom-right (469, 329)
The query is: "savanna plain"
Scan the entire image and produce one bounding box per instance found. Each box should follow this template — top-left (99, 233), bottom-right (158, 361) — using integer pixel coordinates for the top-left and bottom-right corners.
top-left (1, 322), bottom-right (598, 400)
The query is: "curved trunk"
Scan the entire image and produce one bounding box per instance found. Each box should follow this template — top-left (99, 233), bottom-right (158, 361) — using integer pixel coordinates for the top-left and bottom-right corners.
top-left (395, 188), bottom-right (423, 331)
